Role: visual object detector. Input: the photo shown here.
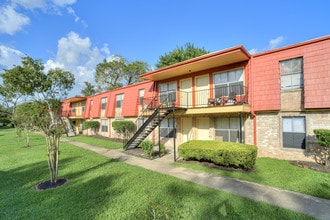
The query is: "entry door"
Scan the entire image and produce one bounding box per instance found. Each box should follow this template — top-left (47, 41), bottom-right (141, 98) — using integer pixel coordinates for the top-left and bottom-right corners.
top-left (197, 118), bottom-right (210, 140)
top-left (180, 78), bottom-right (192, 107)
top-left (181, 118), bottom-right (192, 143)
top-left (195, 75), bottom-right (209, 107)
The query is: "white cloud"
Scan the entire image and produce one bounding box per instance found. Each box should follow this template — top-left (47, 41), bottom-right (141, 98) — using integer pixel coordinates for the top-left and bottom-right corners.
top-left (269, 36), bottom-right (285, 49)
top-left (0, 5), bottom-right (30, 35)
top-left (248, 48), bottom-right (258, 54)
top-left (66, 6), bottom-right (87, 27)
top-left (248, 36), bottom-right (286, 54)
top-left (12, 0), bottom-right (45, 10)
top-left (0, 0), bottom-right (80, 35)
top-left (47, 32), bottom-right (109, 96)
top-left (52, 0), bottom-right (76, 7)
top-left (101, 43), bottom-right (110, 56)
top-left (0, 45), bottom-right (24, 70)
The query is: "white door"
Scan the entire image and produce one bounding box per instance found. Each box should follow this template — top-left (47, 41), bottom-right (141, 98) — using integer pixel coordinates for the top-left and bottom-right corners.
top-left (182, 118), bottom-right (192, 143)
top-left (197, 118), bottom-right (210, 140)
top-left (195, 75), bottom-right (209, 107)
top-left (180, 78), bottom-right (192, 107)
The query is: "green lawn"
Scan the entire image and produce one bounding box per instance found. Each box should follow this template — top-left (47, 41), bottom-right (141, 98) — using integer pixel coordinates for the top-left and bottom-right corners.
top-left (65, 135), bottom-right (123, 149)
top-left (175, 155), bottom-right (330, 200)
top-left (0, 128), bottom-right (315, 219)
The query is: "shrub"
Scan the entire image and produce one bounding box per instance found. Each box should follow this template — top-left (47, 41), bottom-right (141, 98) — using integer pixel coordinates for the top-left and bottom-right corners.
top-left (112, 120), bottom-right (135, 139)
top-left (178, 140), bottom-right (258, 169)
top-left (140, 140), bottom-right (154, 156)
top-left (84, 121), bottom-right (100, 134)
top-left (312, 129), bottom-right (330, 166)
top-left (112, 120), bottom-right (135, 133)
top-left (160, 143), bottom-right (166, 155)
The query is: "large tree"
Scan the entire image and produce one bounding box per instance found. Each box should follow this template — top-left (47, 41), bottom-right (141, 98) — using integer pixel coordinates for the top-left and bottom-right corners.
top-left (95, 56), bottom-right (126, 91)
top-left (156, 42), bottom-right (209, 69)
top-left (81, 81), bottom-right (96, 96)
top-left (95, 56), bottom-right (150, 92)
top-left (125, 61), bottom-right (151, 85)
top-left (1, 56), bottom-right (75, 185)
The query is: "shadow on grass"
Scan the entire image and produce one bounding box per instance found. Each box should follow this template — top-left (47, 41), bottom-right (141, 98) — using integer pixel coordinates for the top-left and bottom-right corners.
top-left (0, 156), bottom-right (124, 219)
top-left (161, 182), bottom-right (313, 219)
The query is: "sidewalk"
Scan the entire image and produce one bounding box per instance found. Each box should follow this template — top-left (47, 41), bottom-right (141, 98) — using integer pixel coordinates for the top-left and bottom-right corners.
top-left (65, 140), bottom-right (330, 220)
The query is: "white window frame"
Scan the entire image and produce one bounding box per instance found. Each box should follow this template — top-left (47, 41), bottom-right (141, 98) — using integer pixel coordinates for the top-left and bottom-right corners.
top-left (116, 94), bottom-right (124, 108)
top-left (139, 89), bottom-right (144, 105)
top-left (101, 97), bottom-right (107, 110)
top-left (213, 68), bottom-right (244, 97)
top-left (160, 118), bottom-right (175, 138)
top-left (282, 116), bottom-right (306, 149)
top-left (159, 82), bottom-right (176, 103)
top-left (214, 117), bottom-right (241, 142)
top-left (280, 57), bottom-right (303, 90)
top-left (101, 119), bottom-right (108, 132)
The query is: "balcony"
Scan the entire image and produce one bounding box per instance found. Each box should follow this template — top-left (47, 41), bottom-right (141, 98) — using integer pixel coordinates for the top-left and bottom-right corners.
top-left (142, 84), bottom-right (250, 114)
top-left (60, 110), bottom-right (85, 118)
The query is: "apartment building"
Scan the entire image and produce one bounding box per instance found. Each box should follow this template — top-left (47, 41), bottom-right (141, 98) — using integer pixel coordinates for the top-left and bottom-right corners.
top-left (61, 35), bottom-right (330, 161)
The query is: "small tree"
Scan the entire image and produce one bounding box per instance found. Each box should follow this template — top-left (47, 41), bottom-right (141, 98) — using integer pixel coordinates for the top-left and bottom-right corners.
top-left (12, 102), bottom-right (35, 147)
top-left (112, 120), bottom-right (135, 140)
top-left (84, 121), bottom-right (100, 135)
top-left (0, 56), bottom-right (75, 185)
top-left (313, 129), bottom-right (330, 166)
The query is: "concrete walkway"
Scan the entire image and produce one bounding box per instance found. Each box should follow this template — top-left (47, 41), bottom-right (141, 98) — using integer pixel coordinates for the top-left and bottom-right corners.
top-left (64, 139), bottom-right (330, 220)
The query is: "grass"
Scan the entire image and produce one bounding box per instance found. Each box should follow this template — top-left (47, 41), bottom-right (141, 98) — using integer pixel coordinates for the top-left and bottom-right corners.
top-left (175, 157), bottom-right (330, 200)
top-left (0, 128), bottom-right (315, 219)
top-left (65, 135), bottom-right (123, 149)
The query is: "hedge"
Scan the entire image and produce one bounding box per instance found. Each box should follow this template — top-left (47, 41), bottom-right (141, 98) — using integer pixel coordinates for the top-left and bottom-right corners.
top-left (178, 140), bottom-right (258, 169)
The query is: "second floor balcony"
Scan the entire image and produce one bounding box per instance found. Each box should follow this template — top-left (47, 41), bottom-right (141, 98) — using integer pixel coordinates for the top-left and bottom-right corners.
top-left (142, 84), bottom-right (250, 115)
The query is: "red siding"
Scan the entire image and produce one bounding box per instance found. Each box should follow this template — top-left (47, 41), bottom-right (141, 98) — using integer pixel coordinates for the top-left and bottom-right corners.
top-left (252, 36), bottom-right (330, 111)
top-left (60, 101), bottom-right (71, 116)
top-left (106, 81), bottom-right (154, 117)
top-left (303, 40), bottom-right (330, 108)
top-left (251, 55), bottom-right (281, 111)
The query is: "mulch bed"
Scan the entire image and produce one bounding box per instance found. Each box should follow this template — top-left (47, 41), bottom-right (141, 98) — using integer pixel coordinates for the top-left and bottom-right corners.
top-left (125, 148), bottom-right (330, 173)
top-left (289, 160), bottom-right (330, 173)
top-left (36, 178), bottom-right (68, 191)
top-left (124, 147), bottom-right (166, 159)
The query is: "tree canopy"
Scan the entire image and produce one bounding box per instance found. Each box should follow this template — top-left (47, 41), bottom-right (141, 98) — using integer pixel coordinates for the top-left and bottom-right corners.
top-left (95, 56), bottom-right (150, 92)
top-left (0, 56), bottom-right (75, 184)
top-left (81, 81), bottom-right (97, 96)
top-left (156, 42), bottom-right (209, 69)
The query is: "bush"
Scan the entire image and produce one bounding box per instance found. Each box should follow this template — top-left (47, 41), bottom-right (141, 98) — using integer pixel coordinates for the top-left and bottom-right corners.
top-left (313, 129), bottom-right (330, 166)
top-left (178, 140), bottom-right (258, 169)
top-left (84, 121), bottom-right (100, 134)
top-left (112, 120), bottom-right (135, 133)
top-left (160, 143), bottom-right (166, 155)
top-left (140, 140), bottom-right (154, 156)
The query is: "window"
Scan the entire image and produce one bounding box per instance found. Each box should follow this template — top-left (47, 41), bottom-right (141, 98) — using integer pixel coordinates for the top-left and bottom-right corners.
top-left (214, 117), bottom-right (241, 142)
top-left (160, 119), bottom-right (175, 138)
top-left (101, 119), bottom-right (108, 132)
top-left (89, 100), bottom-right (93, 113)
top-left (280, 57), bottom-right (303, 90)
top-left (82, 102), bottom-right (86, 112)
top-left (71, 103), bottom-right (76, 113)
top-left (214, 69), bottom-right (244, 97)
top-left (101, 97), bottom-right (107, 110)
top-left (139, 89), bottom-right (144, 105)
top-left (159, 82), bottom-right (176, 103)
top-left (116, 94), bottom-right (124, 108)
top-left (282, 117), bottom-right (306, 149)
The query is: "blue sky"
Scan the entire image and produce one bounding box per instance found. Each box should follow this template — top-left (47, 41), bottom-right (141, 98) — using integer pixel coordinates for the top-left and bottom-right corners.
top-left (0, 0), bottom-right (329, 96)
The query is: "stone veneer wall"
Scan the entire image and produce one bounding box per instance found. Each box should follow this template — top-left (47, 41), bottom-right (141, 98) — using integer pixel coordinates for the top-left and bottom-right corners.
top-left (256, 110), bottom-right (330, 161)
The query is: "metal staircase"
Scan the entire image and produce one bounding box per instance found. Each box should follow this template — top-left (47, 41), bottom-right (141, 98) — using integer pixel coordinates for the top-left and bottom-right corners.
top-left (60, 116), bottom-right (76, 137)
top-left (123, 107), bottom-right (173, 150)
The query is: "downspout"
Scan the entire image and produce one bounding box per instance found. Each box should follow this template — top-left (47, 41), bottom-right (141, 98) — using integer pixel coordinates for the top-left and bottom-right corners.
top-left (250, 56), bottom-right (257, 146)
